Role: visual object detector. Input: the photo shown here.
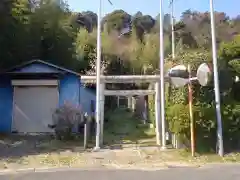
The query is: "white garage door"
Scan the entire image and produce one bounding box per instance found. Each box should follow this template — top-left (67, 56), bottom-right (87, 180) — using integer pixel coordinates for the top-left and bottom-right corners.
top-left (12, 86), bottom-right (58, 133)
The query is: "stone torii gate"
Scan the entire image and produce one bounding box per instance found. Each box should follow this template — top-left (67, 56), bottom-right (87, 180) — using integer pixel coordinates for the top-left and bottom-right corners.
top-left (81, 75), bottom-right (170, 147)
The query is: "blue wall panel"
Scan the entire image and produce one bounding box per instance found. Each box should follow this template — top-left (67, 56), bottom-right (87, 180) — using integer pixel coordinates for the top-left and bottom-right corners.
top-left (59, 74), bottom-right (96, 132)
top-left (0, 78), bottom-right (13, 133)
top-left (14, 63), bottom-right (61, 73)
top-left (80, 86), bottom-right (96, 115)
top-left (59, 74), bottom-right (80, 107)
top-left (59, 74), bottom-right (96, 115)
top-left (59, 74), bottom-right (81, 132)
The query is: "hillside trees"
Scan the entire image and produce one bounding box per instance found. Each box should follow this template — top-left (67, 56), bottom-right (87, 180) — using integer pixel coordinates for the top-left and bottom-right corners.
top-left (0, 0), bottom-right (81, 70)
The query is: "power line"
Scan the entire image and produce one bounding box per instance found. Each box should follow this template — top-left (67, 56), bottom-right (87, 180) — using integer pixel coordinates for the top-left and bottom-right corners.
top-left (108, 0), bottom-right (113, 5)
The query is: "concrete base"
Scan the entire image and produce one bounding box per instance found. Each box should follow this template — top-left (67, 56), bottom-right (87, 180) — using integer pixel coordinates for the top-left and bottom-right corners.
top-left (92, 146), bottom-right (101, 152)
top-left (160, 146), bottom-right (168, 151)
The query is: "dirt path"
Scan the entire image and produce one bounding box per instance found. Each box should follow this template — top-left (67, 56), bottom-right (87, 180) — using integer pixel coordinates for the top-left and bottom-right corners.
top-left (1, 135), bottom-right (240, 171)
top-left (0, 135), bottom-right (196, 170)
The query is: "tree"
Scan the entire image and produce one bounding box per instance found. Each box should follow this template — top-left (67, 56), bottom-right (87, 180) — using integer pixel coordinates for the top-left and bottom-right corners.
top-left (0, 0), bottom-right (32, 69)
top-left (103, 10), bottom-right (131, 33)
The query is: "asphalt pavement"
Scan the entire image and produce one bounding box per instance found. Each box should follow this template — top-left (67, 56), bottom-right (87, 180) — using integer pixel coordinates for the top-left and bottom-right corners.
top-left (1, 164), bottom-right (240, 180)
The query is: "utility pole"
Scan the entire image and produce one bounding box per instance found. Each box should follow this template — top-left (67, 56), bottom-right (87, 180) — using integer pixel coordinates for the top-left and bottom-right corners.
top-left (188, 64), bottom-right (195, 157)
top-left (159, 0), bottom-right (166, 149)
top-left (170, 0), bottom-right (175, 59)
top-left (209, 0), bottom-right (224, 157)
top-left (94, 0), bottom-right (102, 150)
top-left (95, 0), bottom-right (113, 149)
top-left (169, 0), bottom-right (177, 149)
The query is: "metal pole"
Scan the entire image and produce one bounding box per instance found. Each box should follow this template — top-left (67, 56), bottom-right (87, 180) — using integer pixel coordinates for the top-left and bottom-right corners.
top-left (160, 0), bottom-right (166, 149)
top-left (155, 82), bottom-right (161, 146)
top-left (170, 0), bottom-right (176, 149)
top-left (170, 0), bottom-right (175, 59)
top-left (100, 83), bottom-right (105, 146)
top-left (209, 0), bottom-right (224, 157)
top-left (94, 0), bottom-right (102, 150)
top-left (188, 64), bottom-right (195, 157)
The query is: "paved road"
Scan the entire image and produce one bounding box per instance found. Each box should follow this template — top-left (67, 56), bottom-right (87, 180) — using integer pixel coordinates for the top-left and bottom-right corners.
top-left (1, 165), bottom-right (240, 180)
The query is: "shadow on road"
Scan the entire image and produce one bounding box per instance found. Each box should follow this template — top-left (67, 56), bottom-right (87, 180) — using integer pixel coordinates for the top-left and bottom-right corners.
top-left (0, 134), bottom-right (88, 160)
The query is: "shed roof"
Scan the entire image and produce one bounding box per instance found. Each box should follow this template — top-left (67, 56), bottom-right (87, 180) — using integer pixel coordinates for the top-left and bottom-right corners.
top-left (4, 59), bottom-right (80, 76)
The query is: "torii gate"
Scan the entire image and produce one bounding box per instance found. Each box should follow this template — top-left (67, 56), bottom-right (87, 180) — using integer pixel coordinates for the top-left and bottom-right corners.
top-left (81, 75), bottom-right (170, 149)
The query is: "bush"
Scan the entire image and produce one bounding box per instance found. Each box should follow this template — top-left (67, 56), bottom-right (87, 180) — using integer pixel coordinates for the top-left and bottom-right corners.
top-left (148, 94), bottom-right (155, 126)
top-left (165, 101), bottom-right (240, 152)
top-left (166, 104), bottom-right (190, 135)
top-left (49, 102), bottom-right (85, 140)
top-left (194, 103), bottom-right (216, 152)
top-left (221, 102), bottom-right (240, 151)
top-left (148, 91), bottom-right (240, 152)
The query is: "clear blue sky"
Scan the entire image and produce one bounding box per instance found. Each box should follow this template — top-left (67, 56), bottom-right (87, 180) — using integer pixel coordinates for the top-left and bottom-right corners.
top-left (67, 0), bottom-right (239, 19)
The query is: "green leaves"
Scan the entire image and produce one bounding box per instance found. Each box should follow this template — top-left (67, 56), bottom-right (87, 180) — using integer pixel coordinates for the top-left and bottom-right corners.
top-left (0, 0), bottom-right (78, 70)
top-left (166, 104), bottom-right (190, 135)
top-left (229, 59), bottom-right (240, 74)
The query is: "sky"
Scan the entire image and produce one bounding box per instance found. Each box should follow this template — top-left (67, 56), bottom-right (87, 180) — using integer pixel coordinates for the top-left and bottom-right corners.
top-left (66, 0), bottom-right (239, 19)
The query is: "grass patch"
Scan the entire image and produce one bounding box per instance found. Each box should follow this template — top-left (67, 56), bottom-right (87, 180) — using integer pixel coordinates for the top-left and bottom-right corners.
top-left (164, 149), bottom-right (240, 164)
top-left (104, 108), bottom-right (156, 146)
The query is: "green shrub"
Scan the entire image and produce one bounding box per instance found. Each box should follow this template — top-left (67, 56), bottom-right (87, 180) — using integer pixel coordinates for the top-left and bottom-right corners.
top-left (148, 94), bottom-right (155, 126)
top-left (148, 92), bottom-right (240, 152)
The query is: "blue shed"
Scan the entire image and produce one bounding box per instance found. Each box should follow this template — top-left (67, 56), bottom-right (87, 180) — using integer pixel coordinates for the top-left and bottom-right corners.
top-left (0, 60), bottom-right (95, 133)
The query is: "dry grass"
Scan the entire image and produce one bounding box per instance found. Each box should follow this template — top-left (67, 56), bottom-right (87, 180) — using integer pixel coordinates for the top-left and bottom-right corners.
top-left (1, 109), bottom-right (240, 170)
top-left (0, 144), bottom-right (186, 170)
top-left (1, 138), bottom-right (240, 170)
